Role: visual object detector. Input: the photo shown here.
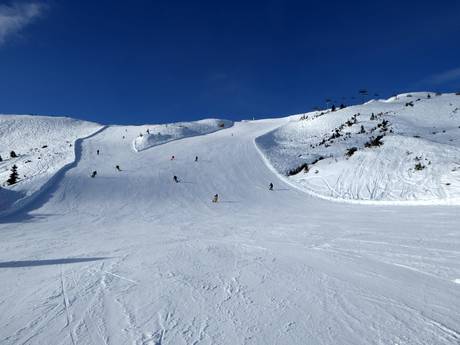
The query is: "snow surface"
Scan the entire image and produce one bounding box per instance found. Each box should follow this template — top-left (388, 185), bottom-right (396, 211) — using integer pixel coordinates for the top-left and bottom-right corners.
top-left (133, 119), bottom-right (233, 152)
top-left (0, 110), bottom-right (459, 344)
top-left (0, 115), bottom-right (102, 215)
top-left (256, 93), bottom-right (460, 204)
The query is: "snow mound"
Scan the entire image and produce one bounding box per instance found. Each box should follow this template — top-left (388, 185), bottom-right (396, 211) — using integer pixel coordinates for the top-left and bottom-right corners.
top-left (0, 115), bottom-right (102, 215)
top-left (133, 119), bottom-right (233, 152)
top-left (256, 92), bottom-right (460, 204)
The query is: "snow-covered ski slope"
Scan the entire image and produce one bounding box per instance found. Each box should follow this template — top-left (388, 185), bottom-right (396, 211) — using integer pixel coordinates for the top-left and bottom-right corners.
top-left (256, 92), bottom-right (460, 204)
top-left (0, 110), bottom-right (459, 344)
top-left (0, 115), bottom-right (102, 216)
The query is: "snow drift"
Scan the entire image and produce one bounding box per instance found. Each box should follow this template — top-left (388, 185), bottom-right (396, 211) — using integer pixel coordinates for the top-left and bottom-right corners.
top-left (133, 119), bottom-right (233, 152)
top-left (256, 92), bottom-right (460, 204)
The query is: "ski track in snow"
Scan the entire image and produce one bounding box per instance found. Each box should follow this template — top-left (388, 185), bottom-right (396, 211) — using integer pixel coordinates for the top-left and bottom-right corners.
top-left (0, 116), bottom-right (459, 344)
top-left (255, 92), bottom-right (460, 205)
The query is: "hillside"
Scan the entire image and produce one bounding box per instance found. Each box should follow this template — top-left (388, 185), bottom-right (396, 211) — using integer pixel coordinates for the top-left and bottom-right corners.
top-left (0, 115), bottom-right (102, 215)
top-left (0, 104), bottom-right (459, 345)
top-left (133, 119), bottom-right (233, 152)
top-left (256, 92), bottom-right (460, 204)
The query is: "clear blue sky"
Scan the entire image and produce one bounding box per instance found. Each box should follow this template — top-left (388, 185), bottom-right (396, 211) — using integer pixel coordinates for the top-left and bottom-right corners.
top-left (1, 0), bottom-right (459, 124)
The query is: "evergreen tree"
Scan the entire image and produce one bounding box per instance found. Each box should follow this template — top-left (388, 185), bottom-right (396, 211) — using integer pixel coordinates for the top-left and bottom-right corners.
top-left (7, 165), bottom-right (19, 185)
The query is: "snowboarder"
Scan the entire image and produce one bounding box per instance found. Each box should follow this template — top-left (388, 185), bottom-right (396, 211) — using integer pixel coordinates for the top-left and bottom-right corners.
top-left (115, 165), bottom-right (121, 171)
top-left (212, 194), bottom-right (219, 203)
top-left (173, 175), bottom-right (179, 183)
top-left (91, 171), bottom-right (97, 178)
top-left (171, 155), bottom-right (175, 160)
top-left (269, 182), bottom-right (274, 191)
top-left (97, 149), bottom-right (100, 155)
top-left (195, 156), bottom-right (198, 162)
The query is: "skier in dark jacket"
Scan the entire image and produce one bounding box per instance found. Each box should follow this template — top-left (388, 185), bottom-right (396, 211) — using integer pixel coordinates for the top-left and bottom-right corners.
top-left (97, 149), bottom-right (100, 155)
top-left (195, 156), bottom-right (198, 162)
top-left (173, 175), bottom-right (179, 183)
top-left (91, 171), bottom-right (97, 178)
top-left (115, 165), bottom-right (121, 171)
top-left (269, 182), bottom-right (274, 191)
top-left (212, 194), bottom-right (219, 203)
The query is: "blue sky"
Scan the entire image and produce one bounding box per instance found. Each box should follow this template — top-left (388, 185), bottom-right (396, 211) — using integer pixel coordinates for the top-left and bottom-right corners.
top-left (0, 0), bottom-right (459, 125)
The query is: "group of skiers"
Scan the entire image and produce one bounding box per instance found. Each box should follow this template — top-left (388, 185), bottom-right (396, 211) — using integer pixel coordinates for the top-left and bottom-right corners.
top-left (91, 164), bottom-right (121, 178)
top-left (91, 150), bottom-right (122, 178)
top-left (91, 150), bottom-right (275, 203)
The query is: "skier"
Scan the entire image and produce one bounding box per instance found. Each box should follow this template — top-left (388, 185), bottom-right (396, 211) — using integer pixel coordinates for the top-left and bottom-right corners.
top-left (173, 175), bottom-right (179, 183)
top-left (115, 165), bottom-right (121, 171)
top-left (171, 155), bottom-right (175, 160)
top-left (195, 156), bottom-right (198, 162)
top-left (91, 171), bottom-right (97, 178)
top-left (269, 182), bottom-right (274, 191)
top-left (212, 194), bottom-right (219, 203)
top-left (97, 149), bottom-right (100, 155)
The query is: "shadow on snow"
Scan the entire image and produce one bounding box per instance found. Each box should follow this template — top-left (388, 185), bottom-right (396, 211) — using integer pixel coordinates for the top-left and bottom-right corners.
top-left (0, 257), bottom-right (109, 268)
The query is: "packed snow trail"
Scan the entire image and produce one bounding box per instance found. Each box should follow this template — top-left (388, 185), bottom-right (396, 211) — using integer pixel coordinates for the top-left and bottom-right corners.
top-left (0, 119), bottom-right (459, 344)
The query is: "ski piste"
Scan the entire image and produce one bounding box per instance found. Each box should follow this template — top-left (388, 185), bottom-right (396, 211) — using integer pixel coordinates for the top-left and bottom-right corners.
top-left (1, 95), bottom-right (460, 344)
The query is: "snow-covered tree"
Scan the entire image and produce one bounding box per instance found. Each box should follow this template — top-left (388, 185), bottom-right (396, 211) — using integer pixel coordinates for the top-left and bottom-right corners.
top-left (7, 165), bottom-right (19, 185)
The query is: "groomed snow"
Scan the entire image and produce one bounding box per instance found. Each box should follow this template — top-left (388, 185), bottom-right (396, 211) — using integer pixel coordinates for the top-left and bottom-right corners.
top-left (0, 111), bottom-right (459, 344)
top-left (0, 115), bottom-right (102, 215)
top-left (133, 119), bottom-right (233, 152)
top-left (255, 92), bottom-right (460, 204)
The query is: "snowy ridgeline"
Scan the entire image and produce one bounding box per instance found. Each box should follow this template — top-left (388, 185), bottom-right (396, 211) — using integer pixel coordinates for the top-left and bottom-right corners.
top-left (0, 115), bottom-right (102, 214)
top-left (256, 92), bottom-right (460, 204)
top-left (132, 119), bottom-right (233, 152)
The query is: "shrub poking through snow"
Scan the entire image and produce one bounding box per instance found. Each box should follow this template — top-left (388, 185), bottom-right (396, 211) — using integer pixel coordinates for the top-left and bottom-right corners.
top-left (346, 147), bottom-right (358, 157)
top-left (10, 150), bottom-right (18, 158)
top-left (414, 162), bottom-right (425, 171)
top-left (377, 119), bottom-right (391, 132)
top-left (6, 165), bottom-right (19, 185)
top-left (287, 163), bottom-right (309, 176)
top-left (310, 156), bottom-right (325, 165)
top-left (364, 135), bottom-right (384, 148)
